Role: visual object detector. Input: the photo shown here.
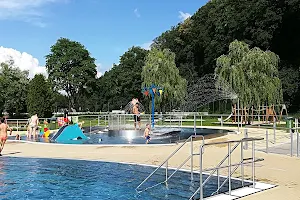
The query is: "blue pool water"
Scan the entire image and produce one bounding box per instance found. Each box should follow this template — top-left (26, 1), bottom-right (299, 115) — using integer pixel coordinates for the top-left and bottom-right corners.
top-left (0, 157), bottom-right (249, 199)
top-left (8, 127), bottom-right (230, 145)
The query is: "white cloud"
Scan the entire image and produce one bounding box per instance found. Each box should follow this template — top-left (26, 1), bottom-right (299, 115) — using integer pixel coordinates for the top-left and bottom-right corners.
top-left (0, 0), bottom-right (67, 27)
top-left (134, 8), bottom-right (140, 18)
top-left (178, 11), bottom-right (191, 22)
top-left (140, 41), bottom-right (153, 50)
top-left (0, 46), bottom-right (47, 78)
top-left (96, 63), bottom-right (103, 78)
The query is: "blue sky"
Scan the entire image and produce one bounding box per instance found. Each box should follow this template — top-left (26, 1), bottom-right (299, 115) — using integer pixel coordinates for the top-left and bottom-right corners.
top-left (0, 0), bottom-right (208, 76)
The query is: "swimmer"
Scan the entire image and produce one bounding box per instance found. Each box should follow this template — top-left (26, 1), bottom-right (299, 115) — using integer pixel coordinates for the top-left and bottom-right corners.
top-left (15, 134), bottom-right (21, 140)
top-left (144, 123), bottom-right (151, 144)
top-left (0, 118), bottom-right (12, 156)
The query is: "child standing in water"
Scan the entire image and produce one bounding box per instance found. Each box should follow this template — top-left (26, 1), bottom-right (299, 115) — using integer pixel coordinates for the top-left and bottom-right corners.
top-left (144, 123), bottom-right (151, 144)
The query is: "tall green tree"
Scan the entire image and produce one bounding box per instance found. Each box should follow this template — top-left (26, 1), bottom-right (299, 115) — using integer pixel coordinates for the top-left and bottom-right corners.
top-left (45, 38), bottom-right (97, 110)
top-left (141, 48), bottom-right (187, 111)
top-left (152, 0), bottom-right (300, 112)
top-left (27, 74), bottom-right (53, 117)
top-left (97, 46), bottom-right (148, 111)
top-left (215, 40), bottom-right (283, 107)
top-left (0, 62), bottom-right (29, 115)
top-left (52, 92), bottom-right (69, 112)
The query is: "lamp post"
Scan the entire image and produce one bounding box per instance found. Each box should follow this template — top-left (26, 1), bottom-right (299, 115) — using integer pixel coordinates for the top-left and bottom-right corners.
top-left (142, 84), bottom-right (163, 128)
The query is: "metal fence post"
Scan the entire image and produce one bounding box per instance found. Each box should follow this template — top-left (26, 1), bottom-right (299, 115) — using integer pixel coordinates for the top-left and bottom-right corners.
top-left (252, 141), bottom-right (255, 188)
top-left (199, 146), bottom-right (203, 200)
top-left (241, 141), bottom-right (244, 187)
top-left (273, 119), bottom-right (276, 144)
top-left (90, 121), bottom-right (92, 133)
top-left (180, 116), bottom-right (183, 128)
top-left (201, 115), bottom-right (203, 127)
top-left (297, 130), bottom-right (299, 157)
top-left (221, 116), bottom-right (223, 127)
top-left (17, 120), bottom-right (19, 132)
top-left (191, 136), bottom-right (193, 180)
top-left (97, 116), bottom-right (100, 126)
top-left (165, 161), bottom-right (168, 182)
top-left (244, 129), bottom-right (248, 150)
top-left (228, 143), bottom-right (232, 195)
top-left (290, 128), bottom-right (293, 157)
top-left (266, 130), bottom-right (269, 153)
top-left (194, 113), bottom-right (196, 134)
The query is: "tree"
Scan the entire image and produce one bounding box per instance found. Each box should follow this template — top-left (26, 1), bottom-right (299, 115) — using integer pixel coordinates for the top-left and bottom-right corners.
top-left (215, 40), bottom-right (283, 107)
top-left (141, 48), bottom-right (187, 111)
top-left (27, 74), bottom-right (53, 117)
top-left (152, 0), bottom-right (300, 112)
top-left (45, 38), bottom-right (97, 110)
top-left (279, 66), bottom-right (299, 110)
top-left (96, 47), bottom-right (148, 111)
top-left (0, 62), bottom-right (29, 116)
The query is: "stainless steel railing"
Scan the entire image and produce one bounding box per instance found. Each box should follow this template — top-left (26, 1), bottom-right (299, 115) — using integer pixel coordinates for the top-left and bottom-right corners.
top-left (135, 134), bottom-right (205, 193)
top-left (189, 137), bottom-right (264, 200)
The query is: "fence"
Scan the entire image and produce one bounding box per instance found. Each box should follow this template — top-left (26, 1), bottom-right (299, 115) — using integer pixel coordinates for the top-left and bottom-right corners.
top-left (242, 118), bottom-right (300, 157)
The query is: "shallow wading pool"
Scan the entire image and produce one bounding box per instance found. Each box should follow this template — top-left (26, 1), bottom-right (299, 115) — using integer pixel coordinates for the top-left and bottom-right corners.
top-left (8, 127), bottom-right (231, 144)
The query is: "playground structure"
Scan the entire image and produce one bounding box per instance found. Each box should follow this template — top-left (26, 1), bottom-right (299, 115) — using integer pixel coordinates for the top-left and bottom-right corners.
top-left (142, 84), bottom-right (163, 128)
top-left (230, 104), bottom-right (288, 125)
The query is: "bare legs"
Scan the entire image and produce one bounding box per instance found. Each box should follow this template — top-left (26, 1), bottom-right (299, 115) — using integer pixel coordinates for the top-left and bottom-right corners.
top-left (0, 140), bottom-right (6, 156)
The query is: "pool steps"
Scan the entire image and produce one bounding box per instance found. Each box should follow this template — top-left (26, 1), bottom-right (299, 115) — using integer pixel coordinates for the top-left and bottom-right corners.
top-left (136, 136), bottom-right (276, 199)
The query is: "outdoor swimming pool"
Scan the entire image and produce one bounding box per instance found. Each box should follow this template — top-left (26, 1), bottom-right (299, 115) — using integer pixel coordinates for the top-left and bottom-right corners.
top-left (0, 157), bottom-right (249, 199)
top-left (9, 127), bottom-right (230, 144)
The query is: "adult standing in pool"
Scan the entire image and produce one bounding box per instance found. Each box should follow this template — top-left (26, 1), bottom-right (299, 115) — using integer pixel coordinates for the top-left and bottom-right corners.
top-left (0, 118), bottom-right (12, 156)
top-left (133, 103), bottom-right (141, 130)
top-left (29, 114), bottom-right (39, 139)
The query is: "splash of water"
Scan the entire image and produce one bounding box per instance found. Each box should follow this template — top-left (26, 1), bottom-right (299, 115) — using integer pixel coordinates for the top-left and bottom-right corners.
top-left (123, 98), bottom-right (146, 113)
top-left (182, 74), bottom-right (238, 111)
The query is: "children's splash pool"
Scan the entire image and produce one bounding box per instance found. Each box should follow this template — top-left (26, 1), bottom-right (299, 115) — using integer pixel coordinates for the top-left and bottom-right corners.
top-left (9, 127), bottom-right (231, 144)
top-left (0, 157), bottom-right (251, 199)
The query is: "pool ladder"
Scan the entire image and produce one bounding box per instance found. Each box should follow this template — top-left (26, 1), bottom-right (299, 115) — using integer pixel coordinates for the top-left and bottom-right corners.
top-left (135, 135), bottom-right (205, 193)
top-left (189, 137), bottom-right (264, 200)
top-left (136, 136), bottom-right (264, 200)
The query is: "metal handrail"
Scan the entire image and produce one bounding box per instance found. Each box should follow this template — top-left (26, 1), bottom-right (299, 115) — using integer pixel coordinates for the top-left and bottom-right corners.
top-left (135, 134), bottom-right (204, 192)
top-left (203, 137), bottom-right (263, 146)
top-left (189, 137), bottom-right (263, 200)
top-left (211, 158), bottom-right (264, 196)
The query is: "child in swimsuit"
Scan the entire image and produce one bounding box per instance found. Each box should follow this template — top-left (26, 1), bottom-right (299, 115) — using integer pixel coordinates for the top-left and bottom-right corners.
top-left (144, 123), bottom-right (151, 144)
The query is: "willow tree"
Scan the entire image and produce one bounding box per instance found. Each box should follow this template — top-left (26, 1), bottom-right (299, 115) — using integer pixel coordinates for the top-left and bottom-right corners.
top-left (215, 40), bottom-right (283, 108)
top-left (141, 48), bottom-right (187, 112)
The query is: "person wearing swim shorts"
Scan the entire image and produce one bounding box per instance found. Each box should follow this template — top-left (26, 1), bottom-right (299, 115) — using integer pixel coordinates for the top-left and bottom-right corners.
top-left (0, 118), bottom-right (12, 156)
top-left (133, 103), bottom-right (141, 130)
top-left (144, 123), bottom-right (151, 144)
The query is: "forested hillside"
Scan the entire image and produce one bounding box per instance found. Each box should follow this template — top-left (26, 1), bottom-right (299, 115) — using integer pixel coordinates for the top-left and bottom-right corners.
top-left (96, 0), bottom-right (300, 112)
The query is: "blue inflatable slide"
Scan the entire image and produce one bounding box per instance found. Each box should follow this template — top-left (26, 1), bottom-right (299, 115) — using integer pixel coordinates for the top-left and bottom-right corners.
top-left (51, 124), bottom-right (88, 144)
